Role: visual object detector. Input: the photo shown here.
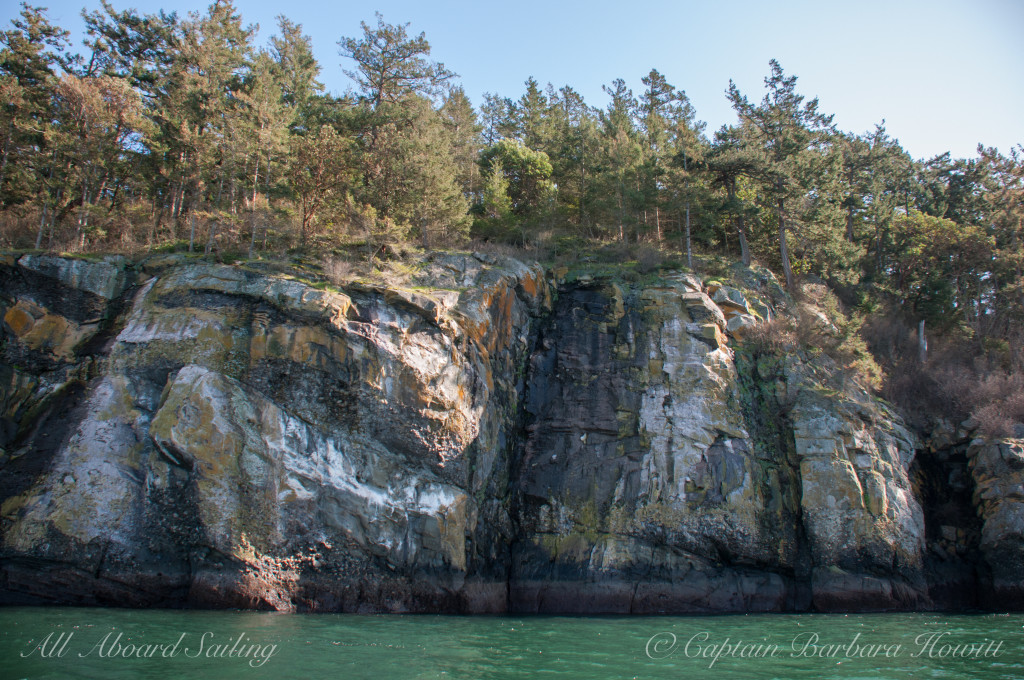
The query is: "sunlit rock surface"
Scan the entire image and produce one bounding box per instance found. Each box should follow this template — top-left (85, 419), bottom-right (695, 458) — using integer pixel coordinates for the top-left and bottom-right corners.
top-left (967, 438), bottom-right (1024, 609)
top-left (0, 253), bottom-right (1013, 612)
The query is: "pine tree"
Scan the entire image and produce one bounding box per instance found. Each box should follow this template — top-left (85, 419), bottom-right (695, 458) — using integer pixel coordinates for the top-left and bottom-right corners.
top-left (403, 96), bottom-right (471, 247)
top-left (339, 13), bottom-right (458, 228)
top-left (168, 0), bottom-right (254, 247)
top-left (270, 16), bottom-right (322, 133)
top-left (727, 59), bottom-right (836, 288)
top-left (513, 76), bottom-right (549, 150)
top-left (639, 69), bottom-right (706, 258)
top-left (979, 146), bottom-right (1024, 336)
top-left (479, 92), bottom-right (514, 146)
top-left (0, 3), bottom-right (71, 205)
top-left (598, 78), bottom-right (642, 242)
top-left (479, 138), bottom-right (553, 219)
top-left (545, 85), bottom-right (599, 233)
top-left (708, 124), bottom-right (759, 265)
top-left (439, 86), bottom-right (481, 204)
top-left (338, 12), bottom-right (453, 108)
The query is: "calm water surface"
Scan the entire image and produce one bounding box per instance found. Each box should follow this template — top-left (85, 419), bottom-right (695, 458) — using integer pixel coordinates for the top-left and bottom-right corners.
top-left (2, 607), bottom-right (1022, 679)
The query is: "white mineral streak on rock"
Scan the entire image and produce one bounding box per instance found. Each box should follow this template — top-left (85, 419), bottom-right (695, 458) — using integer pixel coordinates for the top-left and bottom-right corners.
top-left (638, 285), bottom-right (748, 504)
top-left (18, 253), bottom-right (128, 299)
top-left (149, 364), bottom-right (472, 569)
top-left (5, 375), bottom-right (146, 551)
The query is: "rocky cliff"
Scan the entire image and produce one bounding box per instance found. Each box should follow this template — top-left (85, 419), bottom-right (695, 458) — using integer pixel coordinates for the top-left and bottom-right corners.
top-left (0, 252), bottom-right (1019, 612)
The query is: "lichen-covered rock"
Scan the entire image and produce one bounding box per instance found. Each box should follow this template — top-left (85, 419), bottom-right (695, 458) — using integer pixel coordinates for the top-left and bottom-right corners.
top-left (0, 254), bottom-right (1009, 613)
top-left (1, 253), bottom-right (549, 611)
top-left (967, 438), bottom-right (1024, 608)
top-left (712, 285), bottom-right (751, 314)
top-left (17, 254), bottom-right (128, 301)
top-left (510, 277), bottom-right (927, 613)
top-left (785, 359), bottom-right (927, 609)
top-left (725, 312), bottom-right (759, 338)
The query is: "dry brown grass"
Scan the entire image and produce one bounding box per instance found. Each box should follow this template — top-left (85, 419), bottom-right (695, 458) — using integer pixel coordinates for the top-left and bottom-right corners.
top-left (864, 311), bottom-right (1024, 439)
top-left (635, 245), bottom-right (664, 274)
top-left (321, 255), bottom-right (356, 286)
top-left (742, 316), bottom-right (799, 356)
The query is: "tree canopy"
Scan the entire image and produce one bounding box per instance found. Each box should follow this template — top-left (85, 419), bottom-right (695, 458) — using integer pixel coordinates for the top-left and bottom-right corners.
top-left (0, 2), bottom-right (1020, 379)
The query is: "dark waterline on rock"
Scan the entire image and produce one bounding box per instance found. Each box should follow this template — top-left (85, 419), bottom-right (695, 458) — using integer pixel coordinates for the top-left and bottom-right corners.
top-left (2, 607), bottom-right (1023, 679)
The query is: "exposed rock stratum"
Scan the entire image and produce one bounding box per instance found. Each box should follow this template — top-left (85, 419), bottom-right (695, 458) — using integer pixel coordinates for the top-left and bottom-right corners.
top-left (0, 253), bottom-right (1018, 612)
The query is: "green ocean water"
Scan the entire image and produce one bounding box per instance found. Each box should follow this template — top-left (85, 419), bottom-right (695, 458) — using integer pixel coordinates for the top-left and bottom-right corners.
top-left (1, 607), bottom-right (1022, 679)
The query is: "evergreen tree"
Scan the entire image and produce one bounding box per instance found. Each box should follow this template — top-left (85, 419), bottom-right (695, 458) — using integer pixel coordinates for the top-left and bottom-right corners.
top-left (707, 124), bottom-right (759, 265)
top-left (0, 3), bottom-right (71, 204)
top-left (403, 95), bottom-right (471, 247)
top-left (859, 124), bottom-right (913, 277)
top-left (597, 78), bottom-right (641, 241)
top-left (339, 12), bottom-right (453, 108)
top-left (480, 92), bottom-right (514, 146)
top-left (290, 123), bottom-right (352, 245)
top-left (513, 76), bottom-right (549, 150)
top-left (639, 69), bottom-right (706, 259)
top-left (479, 138), bottom-right (553, 218)
top-left (339, 12), bottom-right (461, 234)
top-left (50, 73), bottom-right (145, 248)
top-left (727, 59), bottom-right (836, 288)
top-left (439, 86), bottom-right (481, 204)
top-left (545, 85), bottom-right (599, 232)
top-left (978, 145), bottom-right (1024, 342)
top-left (270, 15), bottom-right (322, 133)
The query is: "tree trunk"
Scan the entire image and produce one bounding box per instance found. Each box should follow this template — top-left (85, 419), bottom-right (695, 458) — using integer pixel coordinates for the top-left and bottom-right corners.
top-left (170, 181), bottom-right (179, 220)
top-left (36, 202), bottom-right (47, 250)
top-left (0, 118), bottom-right (13, 202)
top-left (249, 210), bottom-right (257, 260)
top-left (579, 150), bottom-right (586, 232)
top-left (727, 179), bottom-right (751, 267)
top-left (874, 222), bottom-right (884, 274)
top-left (845, 204), bottom-right (856, 241)
top-left (617, 178), bottom-right (625, 242)
top-left (188, 213), bottom-right (196, 253)
top-left (95, 174), bottom-right (108, 209)
top-left (918, 320), bottom-right (927, 364)
top-left (151, 198), bottom-right (163, 246)
top-left (682, 149), bottom-right (691, 267)
top-left (172, 180), bottom-right (183, 220)
top-left (737, 214), bottom-right (751, 267)
top-left (301, 207), bottom-right (311, 247)
top-left (685, 203), bottom-right (692, 270)
top-left (252, 151), bottom-right (260, 207)
top-left (205, 220), bottom-right (217, 255)
top-left (47, 193), bottom-right (58, 248)
top-left (108, 179), bottom-right (120, 212)
top-left (77, 182), bottom-right (90, 251)
top-left (777, 198), bottom-right (794, 289)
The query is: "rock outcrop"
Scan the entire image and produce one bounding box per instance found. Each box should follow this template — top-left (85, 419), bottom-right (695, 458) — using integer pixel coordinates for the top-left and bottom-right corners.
top-left (967, 438), bottom-right (1024, 608)
top-left (511, 274), bottom-right (926, 613)
top-left (0, 253), bottom-right (1017, 612)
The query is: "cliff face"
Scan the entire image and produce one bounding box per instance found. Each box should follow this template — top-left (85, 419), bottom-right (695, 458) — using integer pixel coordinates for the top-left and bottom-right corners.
top-left (510, 275), bottom-right (927, 612)
top-left (0, 253), bottom-right (1018, 612)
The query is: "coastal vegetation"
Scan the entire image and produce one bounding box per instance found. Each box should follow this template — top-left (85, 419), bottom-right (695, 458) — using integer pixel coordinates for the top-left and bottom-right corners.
top-left (0, 1), bottom-right (1021, 436)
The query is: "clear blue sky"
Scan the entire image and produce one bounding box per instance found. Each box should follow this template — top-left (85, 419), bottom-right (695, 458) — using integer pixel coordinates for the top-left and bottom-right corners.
top-left (5, 0), bottom-right (1022, 160)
